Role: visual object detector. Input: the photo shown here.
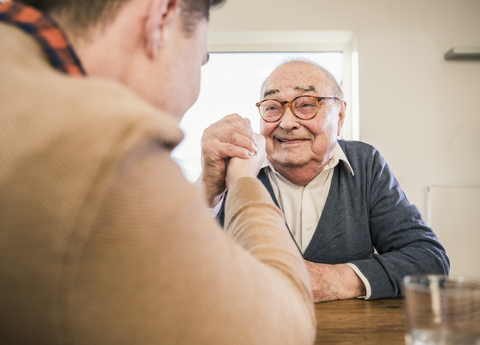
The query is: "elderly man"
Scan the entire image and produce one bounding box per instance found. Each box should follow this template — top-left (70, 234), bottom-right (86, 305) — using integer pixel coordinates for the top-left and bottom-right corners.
top-left (0, 1), bottom-right (316, 344)
top-left (201, 59), bottom-right (449, 302)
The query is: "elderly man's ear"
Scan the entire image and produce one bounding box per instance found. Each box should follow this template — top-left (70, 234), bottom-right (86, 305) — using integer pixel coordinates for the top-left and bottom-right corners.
top-left (337, 101), bottom-right (347, 136)
top-left (145, 0), bottom-right (180, 59)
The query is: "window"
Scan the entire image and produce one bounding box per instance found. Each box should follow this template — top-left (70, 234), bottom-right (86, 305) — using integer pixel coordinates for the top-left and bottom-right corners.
top-left (171, 31), bottom-right (357, 182)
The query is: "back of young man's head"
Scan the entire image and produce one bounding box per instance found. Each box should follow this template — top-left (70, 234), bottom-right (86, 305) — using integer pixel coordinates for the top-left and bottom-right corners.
top-left (15, 0), bottom-right (225, 117)
top-left (18, 0), bottom-right (224, 36)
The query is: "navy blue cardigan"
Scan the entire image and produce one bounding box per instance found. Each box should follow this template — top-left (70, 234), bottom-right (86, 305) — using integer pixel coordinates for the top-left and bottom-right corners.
top-left (219, 140), bottom-right (449, 300)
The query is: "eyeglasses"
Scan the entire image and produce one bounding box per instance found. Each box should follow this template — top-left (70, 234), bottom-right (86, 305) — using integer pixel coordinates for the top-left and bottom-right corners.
top-left (255, 96), bottom-right (342, 123)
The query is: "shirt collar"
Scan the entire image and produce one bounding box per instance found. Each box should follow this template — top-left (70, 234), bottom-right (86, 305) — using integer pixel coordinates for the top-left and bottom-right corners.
top-left (0, 1), bottom-right (86, 76)
top-left (261, 141), bottom-right (355, 176)
top-left (328, 142), bottom-right (355, 176)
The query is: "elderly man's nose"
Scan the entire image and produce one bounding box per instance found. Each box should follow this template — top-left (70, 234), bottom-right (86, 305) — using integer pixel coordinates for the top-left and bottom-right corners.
top-left (279, 105), bottom-right (299, 130)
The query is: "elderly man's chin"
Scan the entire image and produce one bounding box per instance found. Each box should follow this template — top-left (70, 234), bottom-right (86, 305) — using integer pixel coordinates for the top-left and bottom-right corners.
top-left (269, 152), bottom-right (312, 168)
top-left (268, 143), bottom-right (312, 165)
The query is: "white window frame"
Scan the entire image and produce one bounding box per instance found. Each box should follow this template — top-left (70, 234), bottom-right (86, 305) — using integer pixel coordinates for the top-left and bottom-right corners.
top-left (208, 30), bottom-right (359, 140)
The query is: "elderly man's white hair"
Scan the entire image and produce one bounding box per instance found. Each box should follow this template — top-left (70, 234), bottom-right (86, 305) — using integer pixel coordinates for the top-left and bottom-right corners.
top-left (260, 57), bottom-right (344, 100)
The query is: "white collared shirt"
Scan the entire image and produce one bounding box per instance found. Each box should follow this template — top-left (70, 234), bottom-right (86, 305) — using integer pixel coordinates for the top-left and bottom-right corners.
top-left (213, 143), bottom-right (371, 298)
top-left (262, 142), bottom-right (372, 299)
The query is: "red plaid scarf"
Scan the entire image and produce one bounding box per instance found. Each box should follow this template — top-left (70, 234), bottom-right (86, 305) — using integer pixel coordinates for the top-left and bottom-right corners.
top-left (0, 1), bottom-right (86, 76)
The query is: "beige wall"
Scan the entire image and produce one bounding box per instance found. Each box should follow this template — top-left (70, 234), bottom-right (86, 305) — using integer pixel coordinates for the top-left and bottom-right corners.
top-left (4, 0), bottom-right (478, 218)
top-left (209, 0), bottom-right (480, 217)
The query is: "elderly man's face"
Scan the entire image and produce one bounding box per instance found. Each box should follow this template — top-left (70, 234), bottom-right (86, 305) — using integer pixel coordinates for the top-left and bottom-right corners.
top-left (260, 63), bottom-right (345, 181)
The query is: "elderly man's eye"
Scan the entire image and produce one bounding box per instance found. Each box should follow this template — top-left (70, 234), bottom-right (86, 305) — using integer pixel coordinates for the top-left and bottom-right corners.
top-left (262, 101), bottom-right (281, 112)
top-left (297, 99), bottom-right (317, 108)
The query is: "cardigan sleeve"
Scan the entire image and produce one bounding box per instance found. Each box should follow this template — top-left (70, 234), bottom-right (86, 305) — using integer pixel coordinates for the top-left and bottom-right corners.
top-left (65, 140), bottom-right (316, 345)
top-left (349, 147), bottom-right (450, 300)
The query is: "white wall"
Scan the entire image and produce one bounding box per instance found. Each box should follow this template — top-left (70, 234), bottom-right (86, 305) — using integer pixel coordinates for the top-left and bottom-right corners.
top-left (209, 0), bottom-right (480, 217)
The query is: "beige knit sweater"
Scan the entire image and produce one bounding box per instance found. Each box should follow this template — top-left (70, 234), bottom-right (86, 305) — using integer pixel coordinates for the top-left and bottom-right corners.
top-left (0, 23), bottom-right (316, 344)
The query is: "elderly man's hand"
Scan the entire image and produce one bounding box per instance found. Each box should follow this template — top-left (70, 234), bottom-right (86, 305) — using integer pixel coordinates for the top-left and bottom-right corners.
top-left (225, 134), bottom-right (266, 189)
top-left (304, 260), bottom-right (366, 303)
top-left (200, 114), bottom-right (258, 207)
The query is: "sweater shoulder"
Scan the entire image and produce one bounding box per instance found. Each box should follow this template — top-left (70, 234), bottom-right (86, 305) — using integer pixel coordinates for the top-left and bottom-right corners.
top-left (337, 140), bottom-right (385, 170)
top-left (0, 23), bottom-right (184, 152)
top-left (338, 139), bottom-right (378, 156)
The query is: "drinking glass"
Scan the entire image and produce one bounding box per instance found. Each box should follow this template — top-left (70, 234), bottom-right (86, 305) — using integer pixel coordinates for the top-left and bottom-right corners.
top-left (404, 275), bottom-right (480, 345)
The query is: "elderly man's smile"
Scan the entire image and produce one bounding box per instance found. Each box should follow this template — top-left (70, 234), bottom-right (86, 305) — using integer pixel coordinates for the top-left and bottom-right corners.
top-left (275, 137), bottom-right (311, 145)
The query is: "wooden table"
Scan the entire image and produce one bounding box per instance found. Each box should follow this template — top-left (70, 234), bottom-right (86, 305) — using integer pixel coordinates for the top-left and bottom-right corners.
top-left (314, 298), bottom-right (405, 345)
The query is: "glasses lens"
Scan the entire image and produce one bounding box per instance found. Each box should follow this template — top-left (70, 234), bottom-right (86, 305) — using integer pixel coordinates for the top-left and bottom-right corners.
top-left (260, 100), bottom-right (283, 121)
top-left (293, 96), bottom-right (319, 119)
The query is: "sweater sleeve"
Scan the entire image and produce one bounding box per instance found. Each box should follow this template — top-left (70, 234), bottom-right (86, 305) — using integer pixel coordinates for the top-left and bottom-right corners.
top-left (65, 141), bottom-right (316, 345)
top-left (349, 148), bottom-right (450, 300)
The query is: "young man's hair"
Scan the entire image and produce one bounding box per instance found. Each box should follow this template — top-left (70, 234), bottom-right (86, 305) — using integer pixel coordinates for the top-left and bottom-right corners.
top-left (18, 0), bottom-right (225, 36)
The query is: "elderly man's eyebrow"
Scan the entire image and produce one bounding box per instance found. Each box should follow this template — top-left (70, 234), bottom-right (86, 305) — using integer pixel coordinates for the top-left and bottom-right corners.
top-left (262, 85), bottom-right (317, 99)
top-left (262, 88), bottom-right (280, 98)
top-left (294, 85), bottom-right (317, 93)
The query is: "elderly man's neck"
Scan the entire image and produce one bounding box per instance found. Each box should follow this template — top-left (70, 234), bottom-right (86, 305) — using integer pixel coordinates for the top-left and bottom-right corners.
top-left (272, 162), bottom-right (330, 186)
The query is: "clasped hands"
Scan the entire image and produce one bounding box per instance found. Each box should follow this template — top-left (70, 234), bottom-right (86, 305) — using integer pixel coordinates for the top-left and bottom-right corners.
top-left (200, 114), bottom-right (263, 207)
top-left (200, 114), bottom-right (366, 303)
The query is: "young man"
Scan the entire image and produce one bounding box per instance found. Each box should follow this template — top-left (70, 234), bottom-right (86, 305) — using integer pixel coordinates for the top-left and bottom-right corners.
top-left (0, 1), bottom-right (316, 344)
